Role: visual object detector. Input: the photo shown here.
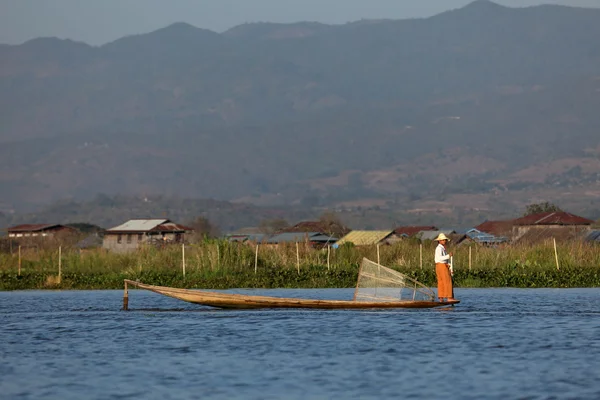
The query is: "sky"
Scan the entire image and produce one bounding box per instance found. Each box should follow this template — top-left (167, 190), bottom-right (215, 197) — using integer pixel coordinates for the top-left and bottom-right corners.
top-left (1, 0), bottom-right (600, 45)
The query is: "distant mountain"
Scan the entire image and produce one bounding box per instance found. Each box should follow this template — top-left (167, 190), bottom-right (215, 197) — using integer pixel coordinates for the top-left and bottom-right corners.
top-left (222, 22), bottom-right (330, 40)
top-left (1, 0), bottom-right (600, 221)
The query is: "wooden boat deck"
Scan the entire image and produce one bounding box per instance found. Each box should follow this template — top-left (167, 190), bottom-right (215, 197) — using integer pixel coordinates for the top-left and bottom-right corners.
top-left (123, 280), bottom-right (459, 310)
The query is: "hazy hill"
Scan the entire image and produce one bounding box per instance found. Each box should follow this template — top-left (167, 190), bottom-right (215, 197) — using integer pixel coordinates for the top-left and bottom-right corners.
top-left (1, 0), bottom-right (600, 221)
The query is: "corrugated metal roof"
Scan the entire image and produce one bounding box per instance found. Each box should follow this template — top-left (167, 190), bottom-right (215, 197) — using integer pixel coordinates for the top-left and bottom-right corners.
top-left (466, 229), bottom-right (508, 243)
top-left (8, 224), bottom-right (62, 232)
top-left (474, 220), bottom-right (515, 236)
top-left (515, 227), bottom-right (587, 244)
top-left (512, 212), bottom-right (593, 226)
top-left (107, 219), bottom-right (168, 232)
top-left (266, 232), bottom-right (322, 244)
top-left (247, 234), bottom-right (268, 242)
top-left (586, 230), bottom-right (600, 242)
top-left (419, 230), bottom-right (456, 241)
top-left (336, 230), bottom-right (393, 246)
top-left (309, 234), bottom-right (338, 243)
top-left (153, 222), bottom-right (193, 232)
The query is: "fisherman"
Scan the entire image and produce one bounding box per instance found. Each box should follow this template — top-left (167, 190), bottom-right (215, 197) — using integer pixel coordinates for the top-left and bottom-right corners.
top-left (434, 233), bottom-right (454, 302)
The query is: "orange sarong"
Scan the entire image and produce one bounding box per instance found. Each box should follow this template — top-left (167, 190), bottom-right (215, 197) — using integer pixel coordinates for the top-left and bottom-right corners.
top-left (435, 263), bottom-right (454, 299)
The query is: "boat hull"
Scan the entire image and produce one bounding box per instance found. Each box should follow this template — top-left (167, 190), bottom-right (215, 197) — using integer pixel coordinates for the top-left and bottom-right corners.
top-left (124, 280), bottom-right (459, 309)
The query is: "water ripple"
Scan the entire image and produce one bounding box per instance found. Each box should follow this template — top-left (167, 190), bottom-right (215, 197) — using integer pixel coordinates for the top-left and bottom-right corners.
top-left (1, 288), bottom-right (599, 399)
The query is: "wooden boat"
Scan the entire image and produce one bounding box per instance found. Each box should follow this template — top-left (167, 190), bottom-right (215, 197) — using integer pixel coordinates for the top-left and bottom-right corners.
top-left (122, 259), bottom-right (460, 310)
top-left (123, 257), bottom-right (461, 309)
top-left (123, 279), bottom-right (459, 309)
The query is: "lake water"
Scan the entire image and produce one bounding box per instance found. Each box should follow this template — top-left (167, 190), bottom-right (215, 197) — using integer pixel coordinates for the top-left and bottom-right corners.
top-left (1, 288), bottom-right (599, 399)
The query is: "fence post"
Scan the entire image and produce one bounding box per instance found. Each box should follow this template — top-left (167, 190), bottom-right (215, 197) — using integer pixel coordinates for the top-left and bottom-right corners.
top-left (182, 243), bottom-right (186, 278)
top-left (58, 246), bottom-right (62, 284)
top-left (296, 242), bottom-right (300, 274)
top-left (553, 238), bottom-right (560, 271)
top-left (254, 244), bottom-right (259, 274)
top-left (123, 281), bottom-right (129, 311)
top-left (469, 246), bottom-right (472, 271)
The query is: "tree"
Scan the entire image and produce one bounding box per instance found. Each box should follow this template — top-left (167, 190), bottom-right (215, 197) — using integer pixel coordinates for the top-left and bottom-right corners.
top-left (258, 218), bottom-right (289, 234)
top-left (66, 222), bottom-right (105, 234)
top-left (188, 216), bottom-right (220, 240)
top-left (523, 202), bottom-right (562, 216)
top-left (319, 211), bottom-right (350, 238)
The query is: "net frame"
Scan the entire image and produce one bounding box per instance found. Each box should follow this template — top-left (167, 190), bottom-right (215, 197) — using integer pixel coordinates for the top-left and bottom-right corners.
top-left (353, 258), bottom-right (435, 302)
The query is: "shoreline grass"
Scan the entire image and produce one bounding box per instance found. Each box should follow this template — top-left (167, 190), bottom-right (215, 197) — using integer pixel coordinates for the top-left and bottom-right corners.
top-left (1, 240), bottom-right (599, 290)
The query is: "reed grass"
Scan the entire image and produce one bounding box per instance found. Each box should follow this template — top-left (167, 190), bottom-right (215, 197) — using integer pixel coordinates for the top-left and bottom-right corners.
top-left (1, 239), bottom-right (599, 290)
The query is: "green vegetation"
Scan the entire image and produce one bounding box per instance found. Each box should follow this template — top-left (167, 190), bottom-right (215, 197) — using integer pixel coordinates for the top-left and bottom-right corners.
top-left (1, 240), bottom-right (599, 291)
top-left (524, 202), bottom-right (562, 216)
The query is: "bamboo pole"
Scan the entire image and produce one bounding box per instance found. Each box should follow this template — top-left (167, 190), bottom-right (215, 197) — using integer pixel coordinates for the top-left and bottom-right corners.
top-left (469, 246), bottom-right (472, 271)
top-left (123, 281), bottom-right (129, 311)
top-left (182, 243), bottom-right (186, 278)
top-left (296, 242), bottom-right (300, 274)
top-left (419, 243), bottom-right (423, 270)
top-left (450, 256), bottom-right (455, 299)
top-left (58, 246), bottom-right (62, 284)
top-left (327, 245), bottom-right (331, 270)
top-left (254, 244), bottom-right (258, 274)
top-left (353, 259), bottom-right (364, 301)
top-left (377, 244), bottom-right (380, 265)
top-left (18, 245), bottom-right (21, 277)
top-left (553, 238), bottom-right (560, 271)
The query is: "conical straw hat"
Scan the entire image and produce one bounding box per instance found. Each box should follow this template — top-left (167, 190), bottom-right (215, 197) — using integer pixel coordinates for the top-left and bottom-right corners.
top-left (434, 233), bottom-right (450, 241)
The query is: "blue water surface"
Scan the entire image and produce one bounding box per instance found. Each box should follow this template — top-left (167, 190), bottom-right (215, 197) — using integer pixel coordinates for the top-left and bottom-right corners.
top-left (1, 288), bottom-right (599, 400)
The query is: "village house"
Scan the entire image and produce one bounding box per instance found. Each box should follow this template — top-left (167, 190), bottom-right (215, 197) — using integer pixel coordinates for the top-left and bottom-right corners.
top-left (465, 228), bottom-right (508, 245)
top-left (511, 211), bottom-right (594, 243)
top-left (474, 220), bottom-right (515, 238)
top-left (76, 233), bottom-right (105, 254)
top-left (586, 230), bottom-right (600, 243)
top-left (418, 229), bottom-right (457, 241)
top-left (416, 229), bottom-right (470, 245)
top-left (224, 227), bottom-right (268, 243)
top-left (393, 226), bottom-right (438, 238)
top-left (6, 224), bottom-right (78, 239)
top-left (336, 230), bottom-right (396, 246)
top-left (103, 219), bottom-right (193, 253)
top-left (279, 220), bottom-right (351, 238)
top-left (265, 232), bottom-right (338, 248)
top-left (226, 233), bottom-right (268, 243)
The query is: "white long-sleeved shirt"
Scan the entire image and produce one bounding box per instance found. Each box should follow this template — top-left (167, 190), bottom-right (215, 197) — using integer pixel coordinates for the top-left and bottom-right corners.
top-left (435, 243), bottom-right (450, 264)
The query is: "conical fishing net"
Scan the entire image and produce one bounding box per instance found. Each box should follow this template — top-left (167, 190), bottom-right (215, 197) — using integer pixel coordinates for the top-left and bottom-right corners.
top-left (353, 258), bottom-right (435, 302)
